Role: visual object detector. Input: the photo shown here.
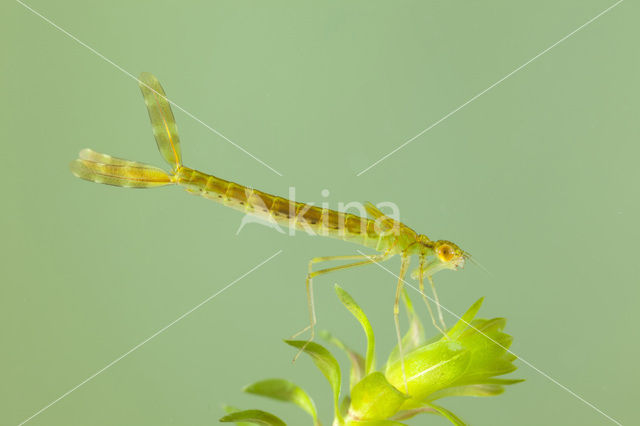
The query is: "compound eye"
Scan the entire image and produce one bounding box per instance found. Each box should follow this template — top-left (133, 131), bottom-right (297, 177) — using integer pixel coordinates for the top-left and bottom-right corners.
top-left (438, 245), bottom-right (454, 262)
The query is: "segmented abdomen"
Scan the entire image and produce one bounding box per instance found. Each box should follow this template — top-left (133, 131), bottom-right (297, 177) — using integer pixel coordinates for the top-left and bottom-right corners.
top-left (175, 167), bottom-right (390, 250)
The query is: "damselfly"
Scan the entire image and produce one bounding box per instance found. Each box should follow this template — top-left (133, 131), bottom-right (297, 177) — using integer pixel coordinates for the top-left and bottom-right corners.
top-left (70, 73), bottom-right (469, 390)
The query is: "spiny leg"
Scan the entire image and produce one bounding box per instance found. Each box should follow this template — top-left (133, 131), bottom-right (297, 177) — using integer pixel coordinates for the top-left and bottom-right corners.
top-left (291, 253), bottom-right (392, 362)
top-left (428, 275), bottom-right (447, 332)
top-left (418, 257), bottom-right (448, 337)
top-left (394, 255), bottom-right (411, 394)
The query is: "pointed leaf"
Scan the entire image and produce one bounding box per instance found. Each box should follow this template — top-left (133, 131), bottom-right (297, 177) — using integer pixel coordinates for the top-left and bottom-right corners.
top-left (348, 372), bottom-right (408, 421)
top-left (446, 297), bottom-right (484, 340)
top-left (285, 340), bottom-right (342, 422)
top-left (243, 379), bottom-right (318, 426)
top-left (335, 285), bottom-right (376, 374)
top-left (340, 395), bottom-right (352, 420)
top-left (391, 406), bottom-right (438, 421)
top-left (421, 402), bottom-right (467, 426)
top-left (477, 378), bottom-right (525, 385)
top-left (453, 318), bottom-right (519, 385)
top-left (460, 317), bottom-right (507, 340)
top-left (219, 409), bottom-right (286, 426)
top-left (425, 383), bottom-right (505, 401)
top-left (222, 405), bottom-right (253, 426)
top-left (320, 329), bottom-right (365, 390)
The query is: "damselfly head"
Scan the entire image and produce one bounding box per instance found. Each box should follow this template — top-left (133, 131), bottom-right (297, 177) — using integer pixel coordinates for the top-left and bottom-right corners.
top-left (434, 240), bottom-right (466, 270)
top-left (410, 240), bottom-right (465, 280)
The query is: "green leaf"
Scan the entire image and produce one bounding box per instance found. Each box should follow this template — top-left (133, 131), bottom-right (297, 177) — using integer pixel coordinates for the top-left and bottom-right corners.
top-left (446, 297), bottom-right (484, 340)
top-left (340, 395), bottom-right (352, 420)
top-left (422, 402), bottom-right (467, 426)
top-left (219, 409), bottom-right (286, 426)
top-left (285, 340), bottom-right (342, 422)
top-left (425, 383), bottom-right (506, 401)
top-left (385, 340), bottom-right (471, 407)
top-left (348, 372), bottom-right (408, 421)
top-left (460, 317), bottom-right (507, 340)
top-left (335, 284), bottom-right (376, 374)
top-left (320, 329), bottom-right (366, 390)
top-left (391, 406), bottom-right (438, 421)
top-left (386, 289), bottom-right (425, 370)
top-left (477, 378), bottom-right (525, 385)
top-left (346, 421), bottom-right (408, 426)
top-left (452, 318), bottom-right (519, 385)
top-left (222, 405), bottom-right (253, 426)
top-left (243, 379), bottom-right (319, 426)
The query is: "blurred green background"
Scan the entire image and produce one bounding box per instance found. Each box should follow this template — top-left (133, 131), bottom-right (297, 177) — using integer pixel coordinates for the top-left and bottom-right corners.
top-left (1, 1), bottom-right (638, 425)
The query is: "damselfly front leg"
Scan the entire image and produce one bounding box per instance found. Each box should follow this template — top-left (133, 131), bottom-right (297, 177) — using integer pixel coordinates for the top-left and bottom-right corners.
top-left (418, 256), bottom-right (448, 336)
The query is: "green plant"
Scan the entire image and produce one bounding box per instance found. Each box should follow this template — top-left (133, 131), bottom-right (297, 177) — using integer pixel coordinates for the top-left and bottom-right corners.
top-left (220, 285), bottom-right (522, 425)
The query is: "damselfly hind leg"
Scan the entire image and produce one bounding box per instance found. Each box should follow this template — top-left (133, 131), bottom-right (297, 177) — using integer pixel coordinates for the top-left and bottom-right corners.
top-left (394, 255), bottom-right (411, 394)
top-left (291, 253), bottom-right (391, 362)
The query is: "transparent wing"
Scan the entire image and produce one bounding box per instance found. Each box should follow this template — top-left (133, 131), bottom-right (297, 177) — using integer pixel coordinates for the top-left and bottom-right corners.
top-left (138, 72), bottom-right (182, 169)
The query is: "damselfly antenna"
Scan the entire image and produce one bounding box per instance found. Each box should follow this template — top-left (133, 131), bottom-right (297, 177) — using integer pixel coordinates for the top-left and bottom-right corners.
top-left (466, 252), bottom-right (492, 277)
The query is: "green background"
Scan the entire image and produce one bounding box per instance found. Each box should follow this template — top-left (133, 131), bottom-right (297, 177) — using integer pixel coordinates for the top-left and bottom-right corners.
top-left (2, 1), bottom-right (638, 425)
